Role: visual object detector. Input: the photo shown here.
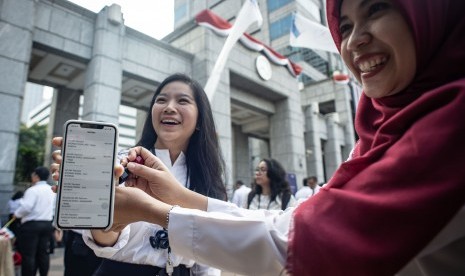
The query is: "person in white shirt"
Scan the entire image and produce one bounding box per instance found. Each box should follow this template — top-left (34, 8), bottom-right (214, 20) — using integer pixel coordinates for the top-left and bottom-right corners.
top-left (14, 166), bottom-right (55, 276)
top-left (295, 176), bottom-right (320, 201)
top-left (246, 159), bottom-right (296, 210)
top-left (230, 180), bottom-right (251, 208)
top-left (55, 73), bottom-right (227, 276)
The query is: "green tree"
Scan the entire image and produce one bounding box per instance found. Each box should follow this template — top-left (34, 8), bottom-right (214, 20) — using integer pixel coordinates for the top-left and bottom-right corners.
top-left (15, 123), bottom-right (48, 183)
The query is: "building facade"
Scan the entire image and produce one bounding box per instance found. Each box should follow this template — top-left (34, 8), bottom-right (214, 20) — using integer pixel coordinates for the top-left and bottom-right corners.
top-left (173, 0), bottom-right (356, 184)
top-left (0, 0), bottom-right (356, 218)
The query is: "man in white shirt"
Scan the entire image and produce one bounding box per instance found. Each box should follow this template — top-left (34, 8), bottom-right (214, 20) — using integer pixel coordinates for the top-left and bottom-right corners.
top-left (14, 166), bottom-right (56, 276)
top-left (231, 180), bottom-right (251, 208)
top-left (295, 176), bottom-right (320, 201)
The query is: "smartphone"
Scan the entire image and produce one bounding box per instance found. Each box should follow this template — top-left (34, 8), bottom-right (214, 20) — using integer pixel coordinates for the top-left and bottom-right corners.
top-left (55, 120), bottom-right (118, 230)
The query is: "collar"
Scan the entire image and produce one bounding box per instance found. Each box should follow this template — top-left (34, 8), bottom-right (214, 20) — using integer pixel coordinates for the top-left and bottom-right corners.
top-left (154, 149), bottom-right (186, 168)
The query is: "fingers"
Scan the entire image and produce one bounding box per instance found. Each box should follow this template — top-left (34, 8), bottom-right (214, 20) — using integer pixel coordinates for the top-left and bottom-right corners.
top-left (126, 161), bottom-right (160, 181)
top-left (52, 137), bottom-right (63, 147)
top-left (51, 149), bottom-right (62, 164)
top-left (126, 147), bottom-right (159, 167)
top-left (114, 164), bottom-right (124, 178)
top-left (126, 147), bottom-right (169, 172)
top-left (50, 163), bottom-right (60, 181)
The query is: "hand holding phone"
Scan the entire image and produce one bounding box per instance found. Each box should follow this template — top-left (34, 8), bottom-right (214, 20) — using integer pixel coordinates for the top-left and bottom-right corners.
top-left (55, 120), bottom-right (118, 230)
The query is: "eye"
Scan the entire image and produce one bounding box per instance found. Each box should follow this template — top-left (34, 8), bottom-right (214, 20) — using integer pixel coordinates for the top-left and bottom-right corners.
top-left (368, 2), bottom-right (390, 17)
top-left (339, 23), bottom-right (352, 39)
top-left (178, 97), bottom-right (192, 105)
top-left (155, 97), bottom-right (166, 104)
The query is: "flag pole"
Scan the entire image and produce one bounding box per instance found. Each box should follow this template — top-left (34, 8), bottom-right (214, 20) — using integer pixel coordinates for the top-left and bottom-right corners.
top-left (204, 0), bottom-right (263, 102)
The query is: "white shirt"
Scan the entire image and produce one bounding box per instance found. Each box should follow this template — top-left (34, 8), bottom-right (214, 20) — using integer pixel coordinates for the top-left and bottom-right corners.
top-left (248, 194), bottom-right (297, 210)
top-left (170, 198), bottom-right (292, 276)
top-left (170, 198), bottom-right (465, 276)
top-left (83, 149), bottom-right (219, 275)
top-left (231, 185), bottom-right (251, 207)
top-left (295, 185), bottom-right (320, 201)
top-left (14, 181), bottom-right (56, 223)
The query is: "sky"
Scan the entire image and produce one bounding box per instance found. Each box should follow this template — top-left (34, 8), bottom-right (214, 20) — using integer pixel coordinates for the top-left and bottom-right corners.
top-left (68, 0), bottom-right (174, 40)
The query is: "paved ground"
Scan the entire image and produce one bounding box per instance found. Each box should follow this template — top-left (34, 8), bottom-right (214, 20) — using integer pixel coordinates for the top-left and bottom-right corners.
top-left (48, 246), bottom-right (65, 276)
top-left (47, 247), bottom-right (238, 276)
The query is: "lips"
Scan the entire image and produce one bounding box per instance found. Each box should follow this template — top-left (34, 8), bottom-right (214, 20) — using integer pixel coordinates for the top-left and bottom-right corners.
top-left (355, 54), bottom-right (388, 73)
top-left (161, 119), bottom-right (180, 125)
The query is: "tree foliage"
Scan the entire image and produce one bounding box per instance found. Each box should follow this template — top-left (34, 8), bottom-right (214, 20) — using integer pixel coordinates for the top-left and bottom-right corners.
top-left (15, 123), bottom-right (48, 183)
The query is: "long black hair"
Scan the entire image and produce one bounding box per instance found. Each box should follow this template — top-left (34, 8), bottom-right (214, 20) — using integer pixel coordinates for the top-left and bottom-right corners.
top-left (137, 73), bottom-right (227, 200)
top-left (250, 158), bottom-right (291, 203)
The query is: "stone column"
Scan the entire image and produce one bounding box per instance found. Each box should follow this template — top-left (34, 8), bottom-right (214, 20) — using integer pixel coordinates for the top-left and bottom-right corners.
top-left (82, 4), bottom-right (124, 124)
top-left (270, 92), bottom-right (307, 188)
top-left (0, 0), bottom-right (35, 217)
top-left (304, 102), bottom-right (325, 184)
top-left (325, 113), bottom-right (342, 179)
top-left (232, 125), bottom-right (251, 188)
top-left (44, 88), bottom-right (81, 168)
top-left (135, 109), bottom-right (148, 143)
top-left (334, 83), bottom-right (356, 158)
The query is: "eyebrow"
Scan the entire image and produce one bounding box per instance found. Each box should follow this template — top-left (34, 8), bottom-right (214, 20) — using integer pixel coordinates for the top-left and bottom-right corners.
top-left (339, 0), bottom-right (375, 24)
top-left (157, 92), bottom-right (194, 99)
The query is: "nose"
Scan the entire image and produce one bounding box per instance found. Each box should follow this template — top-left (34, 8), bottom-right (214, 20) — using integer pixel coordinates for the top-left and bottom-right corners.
top-left (163, 100), bottom-right (176, 113)
top-left (346, 24), bottom-right (371, 51)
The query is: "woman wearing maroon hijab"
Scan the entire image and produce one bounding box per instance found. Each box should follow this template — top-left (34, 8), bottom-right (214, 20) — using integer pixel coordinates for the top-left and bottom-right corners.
top-left (51, 0), bottom-right (465, 275)
top-left (288, 0), bottom-right (465, 274)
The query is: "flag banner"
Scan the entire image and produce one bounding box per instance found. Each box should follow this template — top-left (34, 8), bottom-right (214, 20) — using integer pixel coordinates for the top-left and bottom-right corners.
top-left (196, 10), bottom-right (302, 78)
top-left (202, 0), bottom-right (263, 101)
top-left (290, 13), bottom-right (338, 53)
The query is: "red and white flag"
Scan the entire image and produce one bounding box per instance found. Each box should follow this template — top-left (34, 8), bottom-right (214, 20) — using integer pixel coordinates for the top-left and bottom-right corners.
top-left (203, 0), bottom-right (263, 101)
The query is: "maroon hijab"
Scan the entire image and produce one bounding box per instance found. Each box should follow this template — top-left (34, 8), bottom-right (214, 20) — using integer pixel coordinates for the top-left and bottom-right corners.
top-left (287, 0), bottom-right (465, 275)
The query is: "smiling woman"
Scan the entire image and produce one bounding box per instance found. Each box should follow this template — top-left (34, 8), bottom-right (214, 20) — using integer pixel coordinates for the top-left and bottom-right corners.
top-left (338, 0), bottom-right (416, 98)
top-left (80, 73), bottom-right (227, 276)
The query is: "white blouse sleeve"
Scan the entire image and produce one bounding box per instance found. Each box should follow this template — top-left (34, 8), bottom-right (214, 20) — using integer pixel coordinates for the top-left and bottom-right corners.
top-left (168, 198), bottom-right (294, 276)
top-left (82, 226), bottom-right (131, 259)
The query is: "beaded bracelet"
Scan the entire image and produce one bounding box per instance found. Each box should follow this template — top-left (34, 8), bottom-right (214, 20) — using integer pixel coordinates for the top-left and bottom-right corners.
top-left (166, 205), bottom-right (179, 229)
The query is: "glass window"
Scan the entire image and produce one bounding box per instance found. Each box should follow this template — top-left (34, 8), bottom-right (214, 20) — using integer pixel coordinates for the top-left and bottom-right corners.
top-left (269, 14), bottom-right (293, 40)
top-left (174, 3), bottom-right (187, 24)
top-left (267, 0), bottom-right (293, 13)
top-left (282, 46), bottom-right (329, 77)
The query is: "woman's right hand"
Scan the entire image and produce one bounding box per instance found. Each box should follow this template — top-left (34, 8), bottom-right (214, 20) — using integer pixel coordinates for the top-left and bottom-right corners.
top-left (124, 146), bottom-right (208, 211)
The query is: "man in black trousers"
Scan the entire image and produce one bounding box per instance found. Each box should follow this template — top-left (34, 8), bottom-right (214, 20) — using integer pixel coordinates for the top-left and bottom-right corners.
top-left (14, 167), bottom-right (55, 276)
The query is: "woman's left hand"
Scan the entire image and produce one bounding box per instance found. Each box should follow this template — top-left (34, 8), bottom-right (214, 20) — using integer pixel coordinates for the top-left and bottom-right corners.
top-left (109, 185), bottom-right (171, 232)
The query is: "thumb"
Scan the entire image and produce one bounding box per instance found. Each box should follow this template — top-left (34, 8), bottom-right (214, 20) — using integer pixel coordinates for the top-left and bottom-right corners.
top-left (114, 164), bottom-right (124, 178)
top-left (126, 161), bottom-right (163, 181)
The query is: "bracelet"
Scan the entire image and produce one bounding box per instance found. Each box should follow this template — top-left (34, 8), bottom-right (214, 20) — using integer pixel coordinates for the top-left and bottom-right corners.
top-left (165, 205), bottom-right (179, 229)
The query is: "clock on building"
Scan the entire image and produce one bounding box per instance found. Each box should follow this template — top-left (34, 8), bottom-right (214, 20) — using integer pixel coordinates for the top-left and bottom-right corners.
top-left (255, 55), bottom-right (272, 81)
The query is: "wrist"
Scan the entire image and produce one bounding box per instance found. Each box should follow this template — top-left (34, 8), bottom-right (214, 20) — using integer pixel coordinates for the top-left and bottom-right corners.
top-left (145, 200), bottom-right (172, 227)
top-left (164, 205), bottom-right (179, 229)
top-left (177, 187), bottom-right (208, 211)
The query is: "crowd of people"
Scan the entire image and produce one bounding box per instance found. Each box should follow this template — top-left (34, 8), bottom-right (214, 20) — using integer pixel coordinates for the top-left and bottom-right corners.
top-left (5, 0), bottom-right (465, 275)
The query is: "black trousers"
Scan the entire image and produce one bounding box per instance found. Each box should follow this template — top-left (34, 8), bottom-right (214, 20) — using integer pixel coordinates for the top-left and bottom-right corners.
top-left (17, 220), bottom-right (54, 276)
top-left (93, 259), bottom-right (190, 276)
top-left (64, 230), bottom-right (103, 276)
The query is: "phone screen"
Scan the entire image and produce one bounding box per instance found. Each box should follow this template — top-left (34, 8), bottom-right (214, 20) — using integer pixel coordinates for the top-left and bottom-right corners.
top-left (56, 121), bottom-right (117, 229)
